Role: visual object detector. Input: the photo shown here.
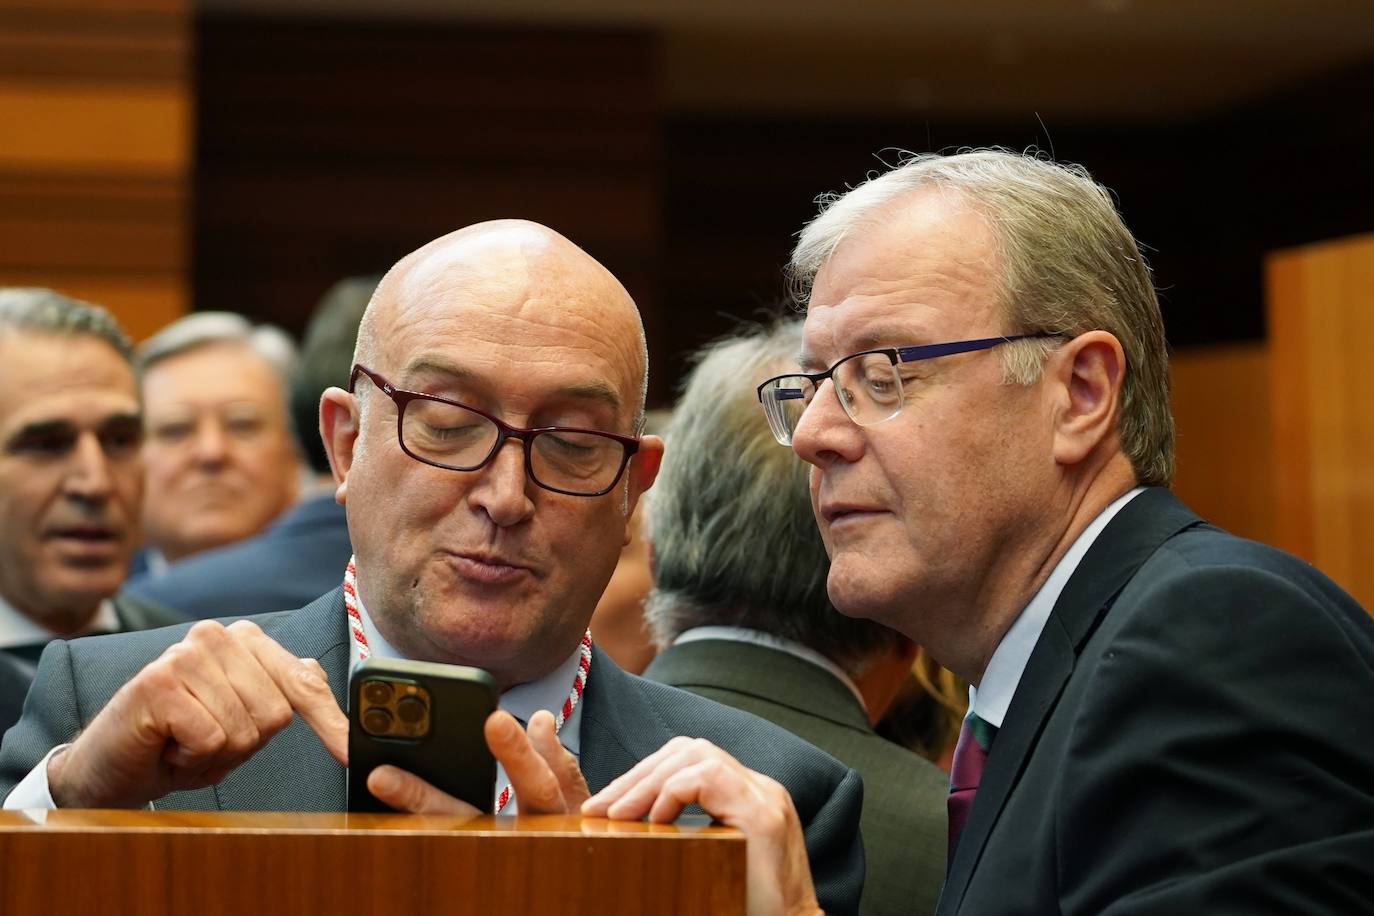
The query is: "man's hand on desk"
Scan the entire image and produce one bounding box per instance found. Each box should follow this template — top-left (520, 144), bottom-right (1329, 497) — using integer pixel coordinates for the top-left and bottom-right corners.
top-left (366, 709), bottom-right (590, 815)
top-left (583, 737), bottom-right (823, 916)
top-left (47, 619), bottom-right (348, 809)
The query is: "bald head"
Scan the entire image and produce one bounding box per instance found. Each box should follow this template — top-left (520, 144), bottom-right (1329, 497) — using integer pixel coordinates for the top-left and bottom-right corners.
top-left (323, 220), bottom-right (664, 688)
top-left (357, 220), bottom-right (648, 425)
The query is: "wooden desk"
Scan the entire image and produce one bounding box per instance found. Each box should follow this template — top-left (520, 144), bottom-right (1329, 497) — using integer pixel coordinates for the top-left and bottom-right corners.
top-left (0, 811), bottom-right (745, 915)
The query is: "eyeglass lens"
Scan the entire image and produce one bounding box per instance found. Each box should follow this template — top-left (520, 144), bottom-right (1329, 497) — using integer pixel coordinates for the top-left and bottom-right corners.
top-left (761, 353), bottom-right (903, 445)
top-left (401, 398), bottom-right (625, 495)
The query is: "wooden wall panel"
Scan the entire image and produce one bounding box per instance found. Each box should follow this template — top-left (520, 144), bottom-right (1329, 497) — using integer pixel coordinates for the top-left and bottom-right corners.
top-left (0, 0), bottom-right (191, 339)
top-left (194, 17), bottom-right (663, 397)
top-left (1267, 233), bottom-right (1374, 611)
top-left (1168, 342), bottom-right (1274, 546)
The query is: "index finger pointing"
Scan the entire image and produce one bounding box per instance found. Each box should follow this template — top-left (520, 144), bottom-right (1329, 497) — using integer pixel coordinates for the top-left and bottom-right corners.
top-left (233, 623), bottom-right (348, 765)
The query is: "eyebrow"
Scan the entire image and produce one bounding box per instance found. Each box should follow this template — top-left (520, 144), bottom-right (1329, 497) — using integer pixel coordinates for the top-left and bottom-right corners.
top-left (5, 412), bottom-right (142, 447)
top-left (798, 326), bottom-right (926, 372)
top-left (401, 357), bottom-right (623, 413)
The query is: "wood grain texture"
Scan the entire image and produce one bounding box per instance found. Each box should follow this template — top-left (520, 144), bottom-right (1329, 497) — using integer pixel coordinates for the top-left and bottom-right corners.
top-left (1266, 232), bottom-right (1374, 612)
top-left (1169, 342), bottom-right (1274, 546)
top-left (0, 0), bottom-right (190, 338)
top-left (0, 811), bottom-right (746, 916)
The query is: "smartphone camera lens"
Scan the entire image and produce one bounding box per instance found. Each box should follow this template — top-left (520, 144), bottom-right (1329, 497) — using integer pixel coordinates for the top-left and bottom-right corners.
top-left (395, 695), bottom-right (428, 725)
top-left (361, 706), bottom-right (393, 736)
top-left (362, 680), bottom-right (393, 706)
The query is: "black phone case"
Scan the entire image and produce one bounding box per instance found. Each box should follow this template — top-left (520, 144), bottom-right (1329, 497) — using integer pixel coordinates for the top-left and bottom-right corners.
top-left (347, 657), bottom-right (498, 814)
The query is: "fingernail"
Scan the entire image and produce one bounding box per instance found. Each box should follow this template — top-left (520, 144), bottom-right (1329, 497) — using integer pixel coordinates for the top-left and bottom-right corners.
top-left (371, 767), bottom-right (397, 794)
top-left (494, 714), bottom-right (518, 739)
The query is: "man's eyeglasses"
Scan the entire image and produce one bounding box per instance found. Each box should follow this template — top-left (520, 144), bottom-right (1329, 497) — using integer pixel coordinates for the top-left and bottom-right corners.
top-left (349, 365), bottom-right (641, 497)
top-left (755, 334), bottom-right (1061, 446)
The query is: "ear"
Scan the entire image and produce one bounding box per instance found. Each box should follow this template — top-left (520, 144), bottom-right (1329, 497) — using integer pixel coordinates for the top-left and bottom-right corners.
top-left (1049, 331), bottom-right (1126, 468)
top-left (319, 386), bottom-right (361, 505)
top-left (621, 433), bottom-right (664, 543)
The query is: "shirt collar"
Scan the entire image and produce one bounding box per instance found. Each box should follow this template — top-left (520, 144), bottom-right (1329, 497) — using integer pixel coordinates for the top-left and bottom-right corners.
top-left (673, 625), bottom-right (868, 714)
top-left (351, 587), bottom-right (584, 757)
top-left (970, 487), bottom-right (1144, 728)
top-left (0, 592), bottom-right (120, 649)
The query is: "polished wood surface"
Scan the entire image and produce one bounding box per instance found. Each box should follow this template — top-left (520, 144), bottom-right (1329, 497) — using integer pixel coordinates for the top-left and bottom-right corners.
top-left (0, 810), bottom-right (746, 915)
top-left (1169, 342), bottom-right (1274, 546)
top-left (1267, 232), bottom-right (1374, 613)
top-left (0, 0), bottom-right (190, 339)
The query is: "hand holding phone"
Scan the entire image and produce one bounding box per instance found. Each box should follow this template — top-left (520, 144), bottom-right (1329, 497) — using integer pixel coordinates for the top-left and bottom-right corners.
top-left (347, 658), bottom-right (498, 813)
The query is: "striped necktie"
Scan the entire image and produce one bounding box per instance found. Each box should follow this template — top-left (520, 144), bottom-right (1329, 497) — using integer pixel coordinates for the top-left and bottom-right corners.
top-left (947, 711), bottom-right (998, 859)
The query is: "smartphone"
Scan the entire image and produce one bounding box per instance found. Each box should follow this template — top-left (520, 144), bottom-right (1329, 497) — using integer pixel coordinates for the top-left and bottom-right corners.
top-left (347, 657), bottom-right (498, 814)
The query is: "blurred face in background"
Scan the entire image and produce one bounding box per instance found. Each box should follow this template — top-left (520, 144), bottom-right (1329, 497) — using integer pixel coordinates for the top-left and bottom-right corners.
top-left (140, 340), bottom-right (301, 562)
top-left (0, 332), bottom-right (143, 633)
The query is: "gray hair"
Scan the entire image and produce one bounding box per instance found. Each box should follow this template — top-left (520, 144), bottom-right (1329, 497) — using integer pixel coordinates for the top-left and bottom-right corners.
top-left (136, 311), bottom-right (299, 387)
top-left (0, 288), bottom-right (133, 360)
top-left (644, 317), bottom-right (904, 677)
top-left (789, 149), bottom-right (1175, 486)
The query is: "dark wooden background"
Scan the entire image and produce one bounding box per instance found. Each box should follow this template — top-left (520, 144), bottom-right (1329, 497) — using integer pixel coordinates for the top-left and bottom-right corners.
top-left (194, 16), bottom-right (1374, 405)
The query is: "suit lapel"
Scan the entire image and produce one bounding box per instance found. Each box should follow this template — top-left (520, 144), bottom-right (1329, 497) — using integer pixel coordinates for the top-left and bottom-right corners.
top-left (578, 646), bottom-right (675, 793)
top-left (938, 488), bottom-right (1205, 914)
top-left (212, 589), bottom-right (351, 812)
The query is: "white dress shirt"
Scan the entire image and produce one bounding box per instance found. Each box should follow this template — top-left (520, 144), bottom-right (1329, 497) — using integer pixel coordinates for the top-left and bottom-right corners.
top-left (353, 591), bottom-right (585, 814)
top-left (6, 591), bottom-right (587, 814)
top-left (970, 488), bottom-right (1144, 728)
top-left (0, 594), bottom-right (119, 652)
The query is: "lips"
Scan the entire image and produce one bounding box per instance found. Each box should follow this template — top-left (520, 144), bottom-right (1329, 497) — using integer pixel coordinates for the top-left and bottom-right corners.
top-left (445, 550), bottom-right (533, 586)
top-left (47, 524), bottom-right (118, 542)
top-left (819, 502), bottom-right (888, 525)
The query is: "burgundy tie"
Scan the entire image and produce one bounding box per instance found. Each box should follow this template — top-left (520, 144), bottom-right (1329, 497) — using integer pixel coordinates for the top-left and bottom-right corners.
top-left (947, 712), bottom-right (997, 859)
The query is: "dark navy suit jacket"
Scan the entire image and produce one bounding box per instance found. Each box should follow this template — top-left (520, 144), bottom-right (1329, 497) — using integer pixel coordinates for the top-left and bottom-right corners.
top-left (938, 488), bottom-right (1374, 915)
top-left (122, 493), bottom-right (353, 619)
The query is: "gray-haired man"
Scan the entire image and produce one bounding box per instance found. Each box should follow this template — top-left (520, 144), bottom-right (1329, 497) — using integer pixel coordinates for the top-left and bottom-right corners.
top-left (642, 318), bottom-right (948, 916)
top-left (0, 289), bottom-right (180, 733)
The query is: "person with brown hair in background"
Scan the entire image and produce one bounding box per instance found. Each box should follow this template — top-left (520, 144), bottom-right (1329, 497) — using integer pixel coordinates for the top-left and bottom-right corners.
top-left (642, 317), bottom-right (948, 916)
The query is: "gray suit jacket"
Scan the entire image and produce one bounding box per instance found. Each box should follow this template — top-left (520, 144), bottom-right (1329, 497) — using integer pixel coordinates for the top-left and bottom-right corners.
top-left (646, 639), bottom-right (948, 916)
top-left (0, 592), bottom-right (184, 737)
top-left (0, 589), bottom-right (866, 916)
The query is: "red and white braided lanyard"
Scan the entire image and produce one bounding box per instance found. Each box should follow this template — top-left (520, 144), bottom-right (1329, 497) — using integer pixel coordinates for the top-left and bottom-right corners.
top-left (343, 558), bottom-right (591, 813)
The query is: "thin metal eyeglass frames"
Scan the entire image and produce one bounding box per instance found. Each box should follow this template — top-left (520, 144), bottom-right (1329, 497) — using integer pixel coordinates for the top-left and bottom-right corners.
top-left (349, 364), bottom-right (640, 497)
top-left (755, 334), bottom-right (1061, 446)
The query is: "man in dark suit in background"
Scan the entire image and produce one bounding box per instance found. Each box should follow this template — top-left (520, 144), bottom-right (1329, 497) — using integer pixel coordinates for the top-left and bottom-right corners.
top-left (0, 223), bottom-right (866, 915)
top-left (643, 318), bottom-right (948, 916)
top-left (593, 150), bottom-right (1374, 914)
top-left (122, 277), bottom-right (374, 618)
top-left (0, 289), bottom-right (181, 735)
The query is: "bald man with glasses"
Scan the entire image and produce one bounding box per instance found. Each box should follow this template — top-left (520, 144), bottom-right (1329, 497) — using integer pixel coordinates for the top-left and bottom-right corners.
top-left (0, 222), bottom-right (865, 915)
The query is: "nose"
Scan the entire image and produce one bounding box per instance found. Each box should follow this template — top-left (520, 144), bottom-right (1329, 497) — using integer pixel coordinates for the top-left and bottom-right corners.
top-left (63, 432), bottom-right (115, 503)
top-left (191, 416), bottom-right (229, 467)
top-left (790, 378), bottom-right (865, 469)
top-left (466, 436), bottom-right (535, 528)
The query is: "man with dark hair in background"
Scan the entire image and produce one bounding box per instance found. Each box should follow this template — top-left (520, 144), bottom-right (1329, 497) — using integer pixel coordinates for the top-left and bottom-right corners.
top-left (643, 318), bottom-right (947, 916)
top-left (124, 278), bottom-right (375, 617)
top-left (0, 289), bottom-right (181, 734)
